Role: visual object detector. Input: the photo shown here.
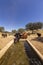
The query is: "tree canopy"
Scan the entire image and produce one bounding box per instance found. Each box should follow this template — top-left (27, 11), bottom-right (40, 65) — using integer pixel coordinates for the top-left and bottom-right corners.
top-left (25, 22), bottom-right (43, 33)
top-left (18, 28), bottom-right (25, 33)
top-left (0, 27), bottom-right (5, 32)
top-left (12, 30), bottom-right (17, 33)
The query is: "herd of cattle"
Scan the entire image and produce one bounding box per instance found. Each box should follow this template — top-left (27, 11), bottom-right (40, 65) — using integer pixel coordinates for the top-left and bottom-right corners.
top-left (14, 32), bottom-right (41, 43)
top-left (1, 32), bottom-right (27, 38)
top-left (1, 32), bottom-right (41, 38)
top-left (0, 32), bottom-right (41, 43)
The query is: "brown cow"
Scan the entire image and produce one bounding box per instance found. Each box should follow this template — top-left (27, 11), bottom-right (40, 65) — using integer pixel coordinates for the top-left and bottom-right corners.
top-left (21, 32), bottom-right (27, 39)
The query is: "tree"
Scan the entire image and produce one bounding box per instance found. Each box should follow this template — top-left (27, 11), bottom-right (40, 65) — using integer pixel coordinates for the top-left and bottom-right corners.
top-left (4, 31), bottom-right (9, 33)
top-left (25, 22), bottom-right (43, 34)
top-left (0, 27), bottom-right (4, 32)
top-left (36, 22), bottom-right (43, 29)
top-left (26, 23), bottom-right (35, 33)
top-left (18, 28), bottom-right (25, 33)
top-left (12, 30), bottom-right (17, 33)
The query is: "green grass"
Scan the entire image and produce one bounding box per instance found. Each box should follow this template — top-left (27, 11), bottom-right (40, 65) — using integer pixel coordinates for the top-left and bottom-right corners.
top-left (0, 42), bottom-right (30, 65)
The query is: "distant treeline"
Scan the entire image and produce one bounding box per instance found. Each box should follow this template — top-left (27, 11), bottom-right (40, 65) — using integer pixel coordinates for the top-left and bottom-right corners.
top-left (0, 22), bottom-right (43, 34)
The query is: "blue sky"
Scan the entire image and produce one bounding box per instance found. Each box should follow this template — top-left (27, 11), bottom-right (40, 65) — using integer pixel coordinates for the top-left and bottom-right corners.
top-left (0, 0), bottom-right (43, 31)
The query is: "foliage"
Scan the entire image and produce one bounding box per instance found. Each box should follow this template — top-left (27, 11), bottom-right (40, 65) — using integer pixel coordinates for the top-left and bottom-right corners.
top-left (25, 22), bottom-right (43, 33)
top-left (12, 30), bottom-right (17, 33)
top-left (36, 22), bottom-right (43, 29)
top-left (18, 28), bottom-right (25, 33)
top-left (0, 27), bottom-right (5, 32)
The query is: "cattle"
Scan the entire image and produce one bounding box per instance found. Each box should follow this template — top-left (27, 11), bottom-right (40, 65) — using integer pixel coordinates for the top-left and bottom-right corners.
top-left (14, 32), bottom-right (21, 43)
top-left (37, 33), bottom-right (41, 37)
top-left (2, 33), bottom-right (7, 38)
top-left (14, 32), bottom-right (27, 43)
top-left (21, 32), bottom-right (27, 39)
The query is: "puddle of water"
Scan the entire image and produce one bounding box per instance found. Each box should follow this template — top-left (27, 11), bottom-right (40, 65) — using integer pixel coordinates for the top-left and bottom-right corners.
top-left (24, 41), bottom-right (43, 65)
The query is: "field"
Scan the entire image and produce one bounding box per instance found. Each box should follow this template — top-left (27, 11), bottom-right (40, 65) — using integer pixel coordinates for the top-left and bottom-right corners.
top-left (0, 33), bottom-right (30, 65)
top-left (0, 35), bottom-right (14, 50)
top-left (0, 42), bottom-right (30, 65)
top-left (0, 29), bottom-right (43, 65)
top-left (27, 29), bottom-right (43, 55)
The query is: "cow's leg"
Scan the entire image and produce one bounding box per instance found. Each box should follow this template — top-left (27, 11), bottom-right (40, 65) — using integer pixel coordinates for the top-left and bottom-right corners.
top-left (14, 38), bottom-right (17, 43)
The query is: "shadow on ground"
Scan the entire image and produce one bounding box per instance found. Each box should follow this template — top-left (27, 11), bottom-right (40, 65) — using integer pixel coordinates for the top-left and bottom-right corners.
top-left (31, 37), bottom-right (43, 43)
top-left (24, 41), bottom-right (43, 65)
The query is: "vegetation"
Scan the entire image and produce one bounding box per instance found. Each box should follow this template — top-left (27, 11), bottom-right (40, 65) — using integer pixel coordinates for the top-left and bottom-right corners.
top-left (0, 27), bottom-right (5, 32)
top-left (18, 28), bottom-right (25, 33)
top-left (0, 42), bottom-right (30, 65)
top-left (25, 22), bottom-right (43, 34)
top-left (36, 22), bottom-right (43, 29)
top-left (12, 30), bottom-right (17, 34)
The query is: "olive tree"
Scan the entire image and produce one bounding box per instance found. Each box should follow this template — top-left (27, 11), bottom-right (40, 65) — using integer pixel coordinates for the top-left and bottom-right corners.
top-left (25, 22), bottom-right (43, 34)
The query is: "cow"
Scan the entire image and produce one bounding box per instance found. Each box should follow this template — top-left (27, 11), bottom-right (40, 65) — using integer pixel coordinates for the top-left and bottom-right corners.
top-left (37, 33), bottom-right (41, 37)
top-left (2, 33), bottom-right (7, 38)
top-left (14, 32), bottom-right (27, 43)
top-left (14, 32), bottom-right (21, 43)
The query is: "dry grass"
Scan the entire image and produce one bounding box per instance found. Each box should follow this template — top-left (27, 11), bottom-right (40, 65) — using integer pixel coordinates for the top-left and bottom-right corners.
top-left (28, 30), bottom-right (43, 55)
top-left (0, 36), bottom-right (14, 50)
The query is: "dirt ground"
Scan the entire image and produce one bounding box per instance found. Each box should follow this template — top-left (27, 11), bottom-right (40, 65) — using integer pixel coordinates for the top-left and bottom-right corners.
top-left (28, 30), bottom-right (43, 55)
top-left (0, 35), bottom-right (14, 50)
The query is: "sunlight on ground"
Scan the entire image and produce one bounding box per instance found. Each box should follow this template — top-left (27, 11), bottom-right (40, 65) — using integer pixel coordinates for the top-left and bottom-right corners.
top-left (28, 33), bottom-right (43, 55)
top-left (0, 36), bottom-right (13, 50)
